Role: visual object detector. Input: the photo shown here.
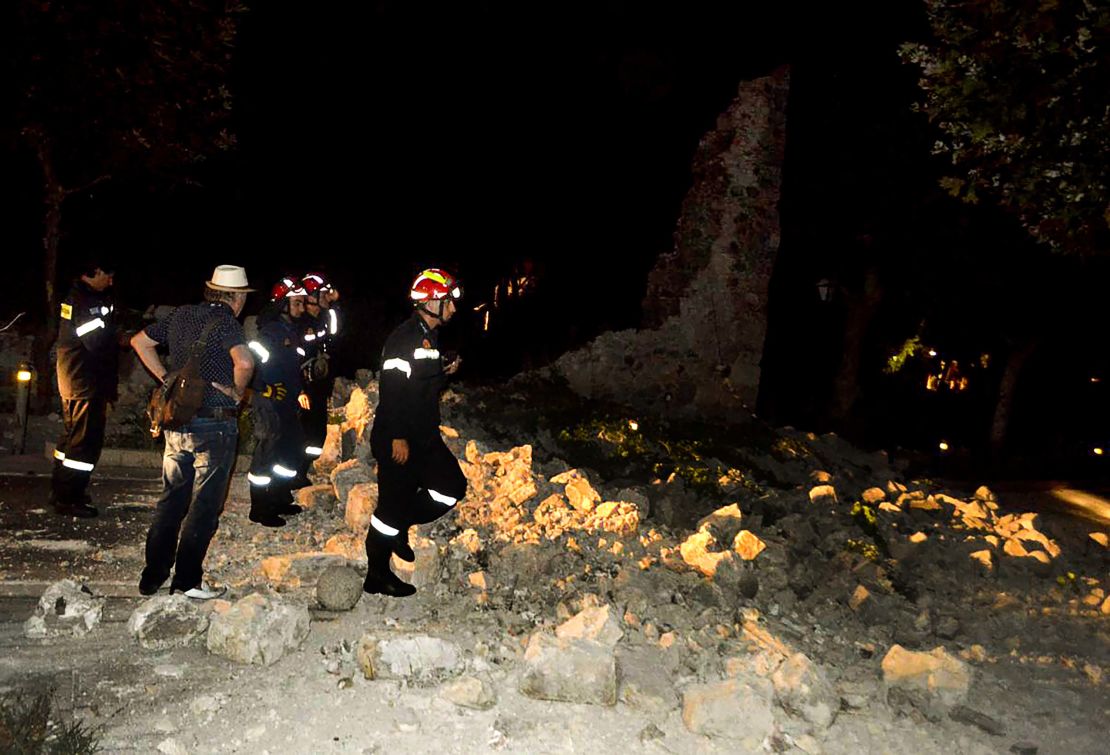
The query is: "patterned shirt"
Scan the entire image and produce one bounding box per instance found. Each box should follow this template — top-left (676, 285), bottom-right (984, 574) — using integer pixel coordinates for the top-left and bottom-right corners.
top-left (144, 301), bottom-right (247, 408)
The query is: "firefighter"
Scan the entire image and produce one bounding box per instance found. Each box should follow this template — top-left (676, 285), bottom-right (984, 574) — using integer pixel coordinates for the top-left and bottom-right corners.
top-left (364, 268), bottom-right (468, 597)
top-left (296, 271), bottom-right (340, 482)
top-left (51, 256), bottom-right (119, 518)
top-left (246, 276), bottom-right (310, 527)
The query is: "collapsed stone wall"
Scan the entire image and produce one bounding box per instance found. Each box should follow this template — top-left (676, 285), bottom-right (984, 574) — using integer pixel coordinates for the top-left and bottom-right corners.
top-left (543, 66), bottom-right (789, 424)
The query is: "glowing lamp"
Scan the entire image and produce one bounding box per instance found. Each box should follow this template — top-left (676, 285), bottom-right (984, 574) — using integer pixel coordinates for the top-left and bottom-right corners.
top-left (1094, 447), bottom-right (1104, 456)
top-left (938, 441), bottom-right (949, 452)
top-left (628, 420), bottom-right (639, 431)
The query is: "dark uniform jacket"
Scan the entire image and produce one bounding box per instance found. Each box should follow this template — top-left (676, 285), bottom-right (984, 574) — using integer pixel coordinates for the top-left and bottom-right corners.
top-left (252, 314), bottom-right (305, 417)
top-left (371, 314), bottom-right (445, 446)
top-left (56, 280), bottom-right (118, 401)
top-left (300, 305), bottom-right (340, 385)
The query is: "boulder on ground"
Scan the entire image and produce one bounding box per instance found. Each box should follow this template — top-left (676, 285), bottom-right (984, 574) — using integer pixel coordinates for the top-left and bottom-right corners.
top-left (555, 604), bottom-right (624, 647)
top-left (330, 459), bottom-right (374, 506)
top-left (357, 633), bottom-right (462, 682)
top-left (316, 565), bottom-right (363, 611)
top-left (206, 593), bottom-right (310, 666)
top-left (345, 482), bottom-right (378, 531)
top-left (440, 675), bottom-right (497, 710)
top-left (127, 594), bottom-right (210, 650)
top-left (681, 676), bottom-right (776, 745)
top-left (23, 579), bottom-right (104, 639)
top-left (881, 644), bottom-right (971, 719)
top-left (520, 632), bottom-right (617, 705)
top-left (771, 652), bottom-right (838, 731)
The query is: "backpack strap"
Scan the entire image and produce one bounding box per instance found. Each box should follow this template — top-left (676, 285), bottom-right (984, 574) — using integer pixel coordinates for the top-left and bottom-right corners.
top-left (186, 316), bottom-right (222, 360)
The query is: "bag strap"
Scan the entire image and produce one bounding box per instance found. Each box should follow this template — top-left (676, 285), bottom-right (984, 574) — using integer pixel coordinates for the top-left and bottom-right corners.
top-left (185, 316), bottom-right (222, 362)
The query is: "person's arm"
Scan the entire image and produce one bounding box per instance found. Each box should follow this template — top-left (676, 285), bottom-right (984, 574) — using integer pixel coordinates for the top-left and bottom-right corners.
top-left (130, 331), bottom-right (167, 383)
top-left (211, 344), bottom-right (254, 403)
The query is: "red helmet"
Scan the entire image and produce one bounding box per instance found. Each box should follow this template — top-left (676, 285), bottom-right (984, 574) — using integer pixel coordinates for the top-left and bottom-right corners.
top-left (301, 272), bottom-right (333, 297)
top-left (410, 268), bottom-right (462, 303)
top-left (270, 276), bottom-right (306, 301)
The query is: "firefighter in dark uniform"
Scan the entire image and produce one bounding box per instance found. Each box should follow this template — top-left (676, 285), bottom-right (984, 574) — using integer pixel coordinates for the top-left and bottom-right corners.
top-left (51, 258), bottom-right (119, 518)
top-left (364, 268), bottom-right (468, 597)
top-left (295, 271), bottom-right (340, 483)
top-left (246, 277), bottom-right (310, 527)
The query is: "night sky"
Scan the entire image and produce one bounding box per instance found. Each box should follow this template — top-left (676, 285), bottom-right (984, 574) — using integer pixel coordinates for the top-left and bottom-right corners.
top-left (12, 1), bottom-right (1104, 465)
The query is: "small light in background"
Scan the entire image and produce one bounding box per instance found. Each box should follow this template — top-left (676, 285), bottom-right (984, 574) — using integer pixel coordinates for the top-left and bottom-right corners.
top-left (938, 441), bottom-right (950, 452)
top-left (16, 369), bottom-right (32, 382)
top-left (628, 420), bottom-right (639, 431)
top-left (928, 349), bottom-right (937, 357)
top-left (1091, 377), bottom-right (1101, 384)
top-left (1093, 447), bottom-right (1104, 456)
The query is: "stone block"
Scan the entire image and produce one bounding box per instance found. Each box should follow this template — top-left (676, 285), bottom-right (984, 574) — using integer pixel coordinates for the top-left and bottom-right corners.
top-left (555, 604), bottom-right (624, 647)
top-left (345, 481), bottom-right (378, 532)
top-left (771, 652), bottom-right (838, 730)
top-left (23, 579), bottom-right (104, 639)
top-left (206, 593), bottom-right (310, 666)
top-left (127, 595), bottom-right (210, 650)
top-left (520, 632), bottom-right (617, 705)
top-left (357, 634), bottom-right (462, 682)
top-left (681, 677), bottom-right (776, 744)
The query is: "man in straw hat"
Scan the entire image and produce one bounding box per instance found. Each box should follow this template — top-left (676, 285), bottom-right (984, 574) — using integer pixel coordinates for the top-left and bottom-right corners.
top-left (131, 265), bottom-right (255, 599)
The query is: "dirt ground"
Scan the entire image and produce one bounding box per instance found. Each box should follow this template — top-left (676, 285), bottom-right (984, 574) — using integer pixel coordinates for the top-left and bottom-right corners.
top-left (1, 432), bottom-right (1108, 754)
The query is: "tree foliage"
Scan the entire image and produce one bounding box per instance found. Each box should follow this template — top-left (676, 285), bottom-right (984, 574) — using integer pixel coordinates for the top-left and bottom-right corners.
top-left (901, 0), bottom-right (1109, 254)
top-left (15, 0), bottom-right (245, 185)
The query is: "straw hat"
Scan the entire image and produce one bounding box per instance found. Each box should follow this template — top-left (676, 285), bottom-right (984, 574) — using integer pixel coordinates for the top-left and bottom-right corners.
top-left (205, 265), bottom-right (255, 292)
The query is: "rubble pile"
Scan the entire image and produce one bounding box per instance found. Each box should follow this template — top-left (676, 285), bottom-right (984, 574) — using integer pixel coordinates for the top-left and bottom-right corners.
top-left (18, 375), bottom-right (1108, 752)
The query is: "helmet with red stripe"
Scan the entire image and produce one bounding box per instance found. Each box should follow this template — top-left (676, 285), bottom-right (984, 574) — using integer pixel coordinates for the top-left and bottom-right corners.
top-left (301, 272), bottom-right (333, 297)
top-left (410, 268), bottom-right (462, 303)
top-left (270, 276), bottom-right (306, 301)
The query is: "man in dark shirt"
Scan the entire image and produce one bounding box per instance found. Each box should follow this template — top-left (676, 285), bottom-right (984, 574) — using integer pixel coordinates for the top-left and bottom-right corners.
top-left (51, 256), bottom-right (119, 518)
top-left (364, 268), bottom-right (468, 598)
top-left (130, 265), bottom-right (255, 600)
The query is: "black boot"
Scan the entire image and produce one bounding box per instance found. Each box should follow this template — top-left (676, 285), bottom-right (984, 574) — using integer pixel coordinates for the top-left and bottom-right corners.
top-left (392, 526), bottom-right (415, 563)
top-left (363, 531), bottom-right (415, 597)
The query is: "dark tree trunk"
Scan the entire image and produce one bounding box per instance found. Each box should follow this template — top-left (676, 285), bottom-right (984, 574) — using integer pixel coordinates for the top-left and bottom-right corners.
top-left (829, 267), bottom-right (883, 426)
top-left (990, 337), bottom-right (1039, 462)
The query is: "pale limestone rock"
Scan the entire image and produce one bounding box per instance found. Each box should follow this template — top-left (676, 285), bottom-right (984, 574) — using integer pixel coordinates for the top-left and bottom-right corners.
top-left (323, 533), bottom-right (366, 562)
top-left (390, 532), bottom-right (440, 588)
top-left (679, 530), bottom-right (734, 577)
top-left (555, 604), bottom-right (624, 647)
top-left (206, 593), bottom-right (310, 666)
top-left (23, 579), bottom-right (104, 639)
top-left (565, 476), bottom-right (601, 512)
top-left (849, 584), bottom-right (871, 611)
top-left (440, 675), bottom-right (496, 710)
top-left (697, 503), bottom-right (744, 542)
top-left (733, 530), bottom-right (766, 560)
top-left (345, 481), bottom-right (378, 532)
top-left (520, 632), bottom-right (617, 705)
top-left (910, 496), bottom-right (943, 511)
top-left (583, 500), bottom-right (640, 536)
top-left (881, 644), bottom-right (971, 715)
top-left (861, 487), bottom-right (886, 504)
top-left (808, 485), bottom-right (837, 505)
top-left (296, 483), bottom-right (336, 510)
top-left (330, 459), bottom-right (374, 506)
top-left (681, 677), bottom-right (776, 744)
top-left (127, 594), bottom-right (210, 650)
top-left (316, 423), bottom-right (343, 471)
top-left (619, 648), bottom-right (680, 714)
top-left (467, 571), bottom-right (492, 590)
top-left (358, 634), bottom-right (462, 681)
top-left (771, 652), bottom-right (838, 730)
top-left (725, 649), bottom-right (785, 678)
top-left (259, 552), bottom-right (349, 589)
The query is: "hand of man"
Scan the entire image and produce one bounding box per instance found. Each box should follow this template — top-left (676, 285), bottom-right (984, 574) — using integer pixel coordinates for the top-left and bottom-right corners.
top-left (391, 438), bottom-right (410, 464)
top-left (212, 382), bottom-right (244, 403)
top-left (298, 392), bottom-right (311, 410)
top-left (444, 356), bottom-right (462, 376)
top-left (260, 382), bottom-right (287, 401)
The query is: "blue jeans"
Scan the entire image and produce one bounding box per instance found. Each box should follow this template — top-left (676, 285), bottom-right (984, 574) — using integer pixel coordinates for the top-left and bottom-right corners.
top-left (141, 418), bottom-right (238, 591)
